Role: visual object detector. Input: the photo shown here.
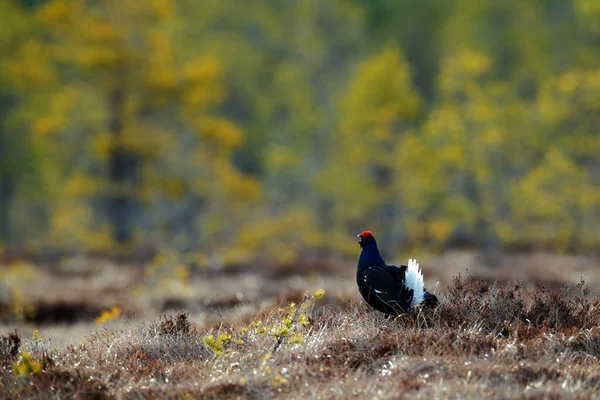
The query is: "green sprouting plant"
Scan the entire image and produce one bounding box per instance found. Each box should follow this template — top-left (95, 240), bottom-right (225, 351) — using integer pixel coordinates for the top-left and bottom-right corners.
top-left (270, 288), bottom-right (324, 353)
top-left (20, 330), bottom-right (54, 374)
top-left (202, 335), bottom-right (220, 355)
top-left (202, 288), bottom-right (325, 357)
top-left (252, 320), bottom-right (266, 334)
top-left (271, 374), bottom-right (287, 388)
top-left (288, 332), bottom-right (304, 344)
top-left (12, 352), bottom-right (43, 376)
top-left (203, 333), bottom-right (232, 356)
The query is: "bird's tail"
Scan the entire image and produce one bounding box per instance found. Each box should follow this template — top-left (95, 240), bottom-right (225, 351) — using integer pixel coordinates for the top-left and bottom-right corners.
top-left (405, 258), bottom-right (424, 307)
top-left (423, 291), bottom-right (438, 306)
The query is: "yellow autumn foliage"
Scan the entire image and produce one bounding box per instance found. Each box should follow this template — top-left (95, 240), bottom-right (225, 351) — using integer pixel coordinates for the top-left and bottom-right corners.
top-left (96, 306), bottom-right (121, 324)
top-left (1, 0), bottom-right (599, 256)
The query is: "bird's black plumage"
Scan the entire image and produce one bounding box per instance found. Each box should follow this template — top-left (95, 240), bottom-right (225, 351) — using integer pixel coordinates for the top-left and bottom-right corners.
top-left (356, 231), bottom-right (438, 315)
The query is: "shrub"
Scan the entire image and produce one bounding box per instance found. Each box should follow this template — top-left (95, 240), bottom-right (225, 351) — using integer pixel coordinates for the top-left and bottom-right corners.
top-left (0, 330), bottom-right (20, 367)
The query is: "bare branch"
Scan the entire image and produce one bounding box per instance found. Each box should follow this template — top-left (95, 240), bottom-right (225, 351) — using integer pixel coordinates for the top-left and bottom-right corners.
top-left (272, 293), bottom-right (309, 354)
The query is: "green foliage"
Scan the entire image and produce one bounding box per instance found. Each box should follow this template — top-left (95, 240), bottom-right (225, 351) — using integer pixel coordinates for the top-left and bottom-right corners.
top-left (201, 289), bottom-right (324, 357)
top-left (0, 261), bottom-right (38, 321)
top-left (12, 352), bottom-right (42, 376)
top-left (1, 0), bottom-right (599, 255)
top-left (318, 45), bottom-right (421, 251)
top-left (10, 331), bottom-right (53, 378)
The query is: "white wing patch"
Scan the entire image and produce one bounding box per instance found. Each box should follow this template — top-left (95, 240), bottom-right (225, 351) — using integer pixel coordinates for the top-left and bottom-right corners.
top-left (404, 258), bottom-right (424, 307)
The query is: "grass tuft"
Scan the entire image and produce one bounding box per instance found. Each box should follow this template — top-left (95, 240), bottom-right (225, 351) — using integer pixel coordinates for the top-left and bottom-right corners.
top-left (2, 275), bottom-right (600, 398)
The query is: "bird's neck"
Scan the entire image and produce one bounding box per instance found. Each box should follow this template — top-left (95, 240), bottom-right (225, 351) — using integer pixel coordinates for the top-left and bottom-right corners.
top-left (358, 243), bottom-right (385, 269)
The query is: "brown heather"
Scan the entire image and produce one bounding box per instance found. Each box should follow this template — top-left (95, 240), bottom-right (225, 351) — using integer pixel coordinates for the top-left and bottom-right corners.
top-left (2, 274), bottom-right (600, 399)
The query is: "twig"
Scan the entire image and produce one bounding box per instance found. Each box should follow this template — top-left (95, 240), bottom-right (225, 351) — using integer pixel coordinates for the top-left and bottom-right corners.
top-left (212, 306), bottom-right (260, 348)
top-left (214, 306), bottom-right (234, 332)
top-left (272, 293), bottom-right (308, 354)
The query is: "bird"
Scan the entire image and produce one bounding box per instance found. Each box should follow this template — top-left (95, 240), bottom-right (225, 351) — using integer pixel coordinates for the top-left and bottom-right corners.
top-left (356, 230), bottom-right (438, 315)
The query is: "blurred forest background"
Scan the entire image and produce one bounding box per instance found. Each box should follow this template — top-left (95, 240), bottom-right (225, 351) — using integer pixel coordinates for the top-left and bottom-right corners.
top-left (1, 0), bottom-right (600, 265)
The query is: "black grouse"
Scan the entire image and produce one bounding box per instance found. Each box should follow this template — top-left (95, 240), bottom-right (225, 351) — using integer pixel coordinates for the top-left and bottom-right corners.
top-left (356, 231), bottom-right (438, 315)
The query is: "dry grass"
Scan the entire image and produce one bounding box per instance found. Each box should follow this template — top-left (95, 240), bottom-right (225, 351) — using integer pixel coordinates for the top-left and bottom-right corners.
top-left (2, 270), bottom-right (600, 399)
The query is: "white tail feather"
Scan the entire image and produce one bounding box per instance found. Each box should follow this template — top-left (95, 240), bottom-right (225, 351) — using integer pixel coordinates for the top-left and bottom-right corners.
top-left (404, 258), bottom-right (424, 307)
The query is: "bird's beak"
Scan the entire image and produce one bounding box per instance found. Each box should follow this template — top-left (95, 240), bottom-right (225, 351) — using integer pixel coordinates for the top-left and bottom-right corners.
top-left (357, 234), bottom-right (363, 246)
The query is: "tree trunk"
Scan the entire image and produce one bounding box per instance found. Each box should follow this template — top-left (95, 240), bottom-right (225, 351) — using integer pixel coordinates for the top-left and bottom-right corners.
top-left (107, 85), bottom-right (136, 245)
top-left (0, 177), bottom-right (12, 246)
top-left (0, 94), bottom-right (14, 247)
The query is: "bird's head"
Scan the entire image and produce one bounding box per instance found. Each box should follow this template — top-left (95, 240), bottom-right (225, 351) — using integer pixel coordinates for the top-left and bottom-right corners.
top-left (357, 230), bottom-right (376, 248)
